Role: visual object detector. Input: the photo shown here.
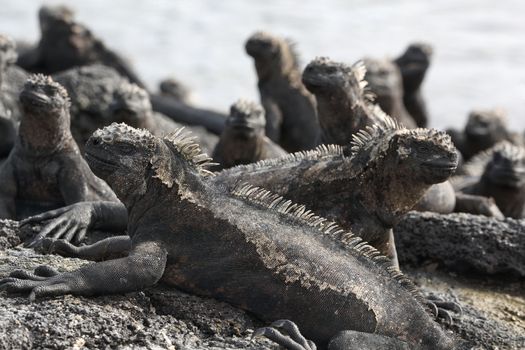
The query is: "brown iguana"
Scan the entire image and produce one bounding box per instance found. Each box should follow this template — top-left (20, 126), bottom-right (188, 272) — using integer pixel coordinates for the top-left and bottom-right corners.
top-left (1, 124), bottom-right (456, 350)
top-left (363, 57), bottom-right (417, 128)
top-left (394, 43), bottom-right (433, 128)
top-left (0, 74), bottom-right (120, 225)
top-left (212, 99), bottom-right (287, 170)
top-left (212, 116), bottom-right (458, 266)
top-left (245, 31), bottom-right (319, 152)
top-left (301, 57), bottom-right (380, 147)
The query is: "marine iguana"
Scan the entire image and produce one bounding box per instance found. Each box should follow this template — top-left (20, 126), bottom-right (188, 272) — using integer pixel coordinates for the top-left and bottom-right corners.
top-left (394, 43), bottom-right (433, 128)
top-left (0, 124), bottom-right (456, 350)
top-left (452, 141), bottom-right (525, 218)
top-left (213, 116), bottom-right (458, 265)
top-left (158, 77), bottom-right (192, 104)
top-left (363, 58), bottom-right (417, 129)
top-left (0, 74), bottom-right (120, 223)
top-left (301, 57), bottom-right (380, 147)
top-left (212, 100), bottom-right (286, 169)
top-left (245, 31), bottom-right (319, 152)
top-left (447, 108), bottom-right (523, 161)
top-left (109, 82), bottom-right (218, 155)
top-left (17, 5), bottom-right (146, 88)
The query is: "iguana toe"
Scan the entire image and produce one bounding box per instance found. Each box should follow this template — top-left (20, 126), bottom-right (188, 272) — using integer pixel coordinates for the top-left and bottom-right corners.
top-left (255, 320), bottom-right (316, 350)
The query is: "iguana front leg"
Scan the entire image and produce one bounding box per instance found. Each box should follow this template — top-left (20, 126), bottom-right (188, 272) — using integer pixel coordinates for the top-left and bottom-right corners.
top-left (38, 235), bottom-right (132, 261)
top-left (0, 241), bottom-right (166, 300)
top-left (454, 193), bottom-right (504, 219)
top-left (255, 320), bottom-right (410, 350)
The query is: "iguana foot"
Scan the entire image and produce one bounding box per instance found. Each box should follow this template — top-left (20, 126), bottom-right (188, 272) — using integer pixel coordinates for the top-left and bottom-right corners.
top-left (0, 265), bottom-right (80, 301)
top-left (254, 319), bottom-right (317, 350)
top-left (426, 294), bottom-right (463, 325)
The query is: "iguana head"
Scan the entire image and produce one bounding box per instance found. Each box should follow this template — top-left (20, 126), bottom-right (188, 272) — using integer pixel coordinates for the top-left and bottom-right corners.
top-left (85, 123), bottom-right (213, 205)
top-left (20, 74), bottom-right (70, 116)
top-left (363, 58), bottom-right (404, 114)
top-left (245, 31), bottom-right (299, 81)
top-left (394, 42), bottom-right (433, 92)
top-left (0, 35), bottom-right (17, 84)
top-left (482, 141), bottom-right (525, 188)
top-left (464, 108), bottom-right (508, 145)
top-left (38, 5), bottom-right (75, 33)
top-left (109, 82), bottom-right (152, 128)
top-left (351, 116), bottom-right (458, 186)
top-left (159, 77), bottom-right (191, 103)
top-left (302, 57), bottom-right (368, 101)
top-left (225, 100), bottom-right (266, 139)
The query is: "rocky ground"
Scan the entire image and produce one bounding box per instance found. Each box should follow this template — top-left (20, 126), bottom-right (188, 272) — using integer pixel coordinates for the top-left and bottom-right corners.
top-left (1, 219), bottom-right (524, 349)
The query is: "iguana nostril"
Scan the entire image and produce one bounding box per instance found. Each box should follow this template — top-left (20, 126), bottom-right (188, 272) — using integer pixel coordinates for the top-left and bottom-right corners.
top-left (91, 137), bottom-right (102, 146)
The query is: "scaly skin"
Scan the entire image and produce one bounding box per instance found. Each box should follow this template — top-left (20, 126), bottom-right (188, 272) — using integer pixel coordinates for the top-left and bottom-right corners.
top-left (245, 31), bottom-right (319, 152)
top-left (453, 141), bottom-right (525, 218)
top-left (212, 100), bottom-right (287, 169)
top-left (212, 116), bottom-right (458, 265)
top-left (0, 124), bottom-right (455, 350)
top-left (17, 5), bottom-right (146, 88)
top-left (302, 57), bottom-right (381, 147)
top-left (0, 74), bottom-right (118, 222)
top-left (363, 58), bottom-right (417, 129)
top-left (394, 43), bottom-right (433, 128)
top-left (447, 108), bottom-right (523, 161)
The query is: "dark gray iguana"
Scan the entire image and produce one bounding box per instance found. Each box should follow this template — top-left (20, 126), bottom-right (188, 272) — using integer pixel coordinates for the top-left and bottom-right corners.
top-left (245, 31), bottom-right (320, 152)
top-left (452, 141), bottom-right (525, 219)
top-left (0, 123), bottom-right (456, 350)
top-left (363, 57), bottom-right (417, 129)
top-left (394, 42), bottom-right (433, 128)
top-left (0, 74), bottom-right (121, 225)
top-left (212, 99), bottom-right (287, 170)
top-left (301, 57), bottom-right (380, 147)
top-left (17, 5), bottom-right (147, 88)
top-left (212, 116), bottom-right (458, 266)
top-left (447, 108), bottom-right (523, 162)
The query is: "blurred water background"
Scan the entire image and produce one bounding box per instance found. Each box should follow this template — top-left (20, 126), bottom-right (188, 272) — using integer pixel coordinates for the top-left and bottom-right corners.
top-left (1, 0), bottom-right (524, 130)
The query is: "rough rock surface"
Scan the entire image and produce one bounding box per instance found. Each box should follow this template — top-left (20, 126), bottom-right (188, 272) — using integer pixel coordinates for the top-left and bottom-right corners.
top-left (395, 211), bottom-right (525, 276)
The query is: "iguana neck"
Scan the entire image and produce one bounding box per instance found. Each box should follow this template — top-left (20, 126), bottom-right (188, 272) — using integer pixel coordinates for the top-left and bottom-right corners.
top-left (478, 175), bottom-right (525, 218)
top-left (219, 131), bottom-right (265, 165)
top-left (317, 93), bottom-right (374, 145)
top-left (17, 108), bottom-right (73, 155)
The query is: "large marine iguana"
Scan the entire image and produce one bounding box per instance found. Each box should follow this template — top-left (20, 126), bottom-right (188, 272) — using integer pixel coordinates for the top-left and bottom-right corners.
top-left (213, 116), bottom-right (458, 265)
top-left (0, 124), bottom-right (456, 350)
top-left (245, 31), bottom-right (319, 152)
top-left (394, 43), bottom-right (433, 128)
top-left (301, 57), bottom-right (380, 147)
top-left (212, 99), bottom-right (286, 169)
top-left (447, 108), bottom-right (523, 161)
top-left (452, 141), bottom-right (525, 218)
top-left (0, 74), bottom-right (120, 223)
top-left (17, 5), bottom-right (146, 88)
top-left (363, 58), bottom-right (417, 129)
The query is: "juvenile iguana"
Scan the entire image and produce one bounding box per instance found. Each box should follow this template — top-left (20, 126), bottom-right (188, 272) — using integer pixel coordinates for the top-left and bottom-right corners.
top-left (394, 43), bottom-right (433, 128)
top-left (452, 141), bottom-right (525, 218)
top-left (1, 124), bottom-right (456, 350)
top-left (363, 58), bottom-right (417, 129)
top-left (213, 116), bottom-right (458, 265)
top-left (447, 108), bottom-right (522, 161)
top-left (301, 57), bottom-right (380, 147)
top-left (245, 31), bottom-right (319, 152)
top-left (0, 74), bottom-right (120, 224)
top-left (212, 99), bottom-right (286, 169)
top-left (17, 5), bottom-right (146, 88)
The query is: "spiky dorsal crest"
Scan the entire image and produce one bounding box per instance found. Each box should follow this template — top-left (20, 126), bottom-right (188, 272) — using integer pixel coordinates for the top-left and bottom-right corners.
top-left (163, 128), bottom-right (216, 177)
top-left (350, 111), bottom-right (402, 155)
top-left (231, 183), bottom-right (426, 306)
top-left (284, 38), bottom-right (301, 71)
top-left (216, 144), bottom-right (344, 177)
top-left (351, 60), bottom-right (368, 90)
